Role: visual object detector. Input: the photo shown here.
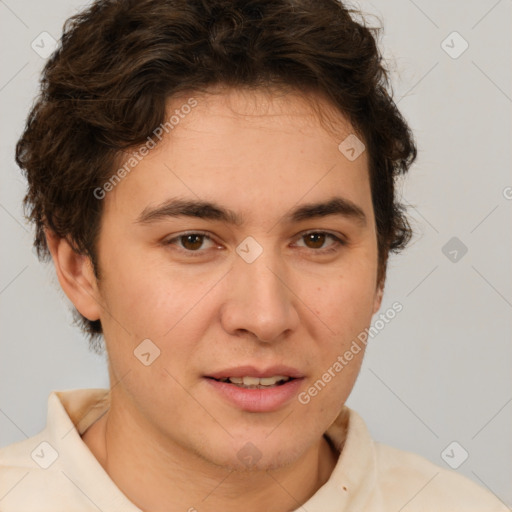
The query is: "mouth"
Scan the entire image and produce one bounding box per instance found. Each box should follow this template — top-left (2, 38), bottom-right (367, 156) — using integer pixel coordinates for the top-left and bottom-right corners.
top-left (204, 365), bottom-right (305, 412)
top-left (206, 375), bottom-right (295, 389)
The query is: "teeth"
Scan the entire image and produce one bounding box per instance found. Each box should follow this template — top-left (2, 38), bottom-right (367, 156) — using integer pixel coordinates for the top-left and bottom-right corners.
top-left (257, 376), bottom-right (289, 386)
top-left (242, 376), bottom-right (261, 386)
top-left (218, 375), bottom-right (291, 387)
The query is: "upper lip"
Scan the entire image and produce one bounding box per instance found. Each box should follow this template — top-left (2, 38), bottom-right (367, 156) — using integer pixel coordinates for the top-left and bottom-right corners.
top-left (206, 365), bottom-right (305, 379)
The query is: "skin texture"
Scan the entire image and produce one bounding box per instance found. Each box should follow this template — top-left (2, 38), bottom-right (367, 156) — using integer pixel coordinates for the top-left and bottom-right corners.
top-left (46, 86), bottom-right (384, 512)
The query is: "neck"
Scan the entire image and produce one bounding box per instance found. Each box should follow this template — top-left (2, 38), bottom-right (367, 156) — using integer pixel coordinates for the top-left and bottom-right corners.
top-left (82, 398), bottom-right (340, 512)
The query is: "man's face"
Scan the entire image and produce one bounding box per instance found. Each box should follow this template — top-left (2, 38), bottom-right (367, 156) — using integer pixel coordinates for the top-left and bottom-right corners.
top-left (91, 87), bottom-right (382, 470)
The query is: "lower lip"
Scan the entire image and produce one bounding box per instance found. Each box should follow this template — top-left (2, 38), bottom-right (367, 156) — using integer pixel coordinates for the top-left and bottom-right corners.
top-left (204, 377), bottom-right (303, 413)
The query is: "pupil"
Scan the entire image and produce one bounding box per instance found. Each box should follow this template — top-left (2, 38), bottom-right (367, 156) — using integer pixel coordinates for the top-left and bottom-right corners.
top-left (307, 233), bottom-right (325, 249)
top-left (183, 234), bottom-right (203, 250)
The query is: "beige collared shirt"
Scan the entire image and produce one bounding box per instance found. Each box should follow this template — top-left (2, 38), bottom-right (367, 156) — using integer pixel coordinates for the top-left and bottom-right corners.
top-left (0, 388), bottom-right (507, 511)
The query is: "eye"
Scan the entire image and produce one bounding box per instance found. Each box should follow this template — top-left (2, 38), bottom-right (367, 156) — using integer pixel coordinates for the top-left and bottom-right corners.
top-left (294, 231), bottom-right (345, 253)
top-left (163, 231), bottom-right (218, 255)
top-left (163, 230), bottom-right (346, 257)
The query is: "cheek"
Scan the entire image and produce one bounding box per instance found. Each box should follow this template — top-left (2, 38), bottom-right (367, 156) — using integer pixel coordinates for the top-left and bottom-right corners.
top-left (102, 255), bottom-right (223, 344)
top-left (308, 269), bottom-right (377, 340)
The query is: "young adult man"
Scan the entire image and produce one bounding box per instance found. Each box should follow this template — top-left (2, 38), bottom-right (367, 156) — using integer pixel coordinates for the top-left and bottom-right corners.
top-left (0, 0), bottom-right (507, 510)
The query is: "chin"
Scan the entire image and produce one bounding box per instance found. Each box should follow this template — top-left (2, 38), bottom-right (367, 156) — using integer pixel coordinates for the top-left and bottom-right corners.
top-left (198, 436), bottom-right (308, 473)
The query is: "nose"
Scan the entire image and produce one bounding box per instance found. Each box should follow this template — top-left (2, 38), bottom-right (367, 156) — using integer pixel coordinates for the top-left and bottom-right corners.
top-left (220, 245), bottom-right (300, 343)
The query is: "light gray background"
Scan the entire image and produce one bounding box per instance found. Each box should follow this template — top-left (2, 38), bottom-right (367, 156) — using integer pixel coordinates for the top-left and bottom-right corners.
top-left (1, 0), bottom-right (511, 506)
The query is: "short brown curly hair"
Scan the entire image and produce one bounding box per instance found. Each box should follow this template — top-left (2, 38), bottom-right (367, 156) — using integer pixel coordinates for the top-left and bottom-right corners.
top-left (16, 0), bottom-right (416, 347)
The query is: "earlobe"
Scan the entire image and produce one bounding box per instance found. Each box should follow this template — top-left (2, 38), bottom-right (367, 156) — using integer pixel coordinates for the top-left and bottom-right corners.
top-left (373, 285), bottom-right (384, 315)
top-left (44, 228), bottom-right (102, 322)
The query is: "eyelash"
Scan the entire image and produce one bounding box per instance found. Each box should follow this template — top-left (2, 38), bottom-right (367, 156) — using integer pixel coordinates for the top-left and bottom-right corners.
top-left (163, 230), bottom-right (346, 257)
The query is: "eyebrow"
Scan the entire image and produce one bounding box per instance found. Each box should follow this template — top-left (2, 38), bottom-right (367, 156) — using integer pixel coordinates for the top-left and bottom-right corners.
top-left (135, 196), bottom-right (367, 227)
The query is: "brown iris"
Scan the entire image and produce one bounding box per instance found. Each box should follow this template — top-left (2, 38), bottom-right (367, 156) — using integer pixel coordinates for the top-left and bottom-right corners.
top-left (178, 232), bottom-right (330, 252)
top-left (303, 232), bottom-right (327, 249)
top-left (180, 234), bottom-right (205, 251)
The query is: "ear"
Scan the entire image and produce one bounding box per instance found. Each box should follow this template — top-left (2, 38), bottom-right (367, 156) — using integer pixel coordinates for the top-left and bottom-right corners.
top-left (372, 282), bottom-right (384, 315)
top-left (44, 228), bottom-right (102, 322)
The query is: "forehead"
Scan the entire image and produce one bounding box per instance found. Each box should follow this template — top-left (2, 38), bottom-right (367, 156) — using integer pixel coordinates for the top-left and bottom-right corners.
top-left (104, 87), bottom-right (371, 224)
top-left (169, 86), bottom-right (356, 140)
